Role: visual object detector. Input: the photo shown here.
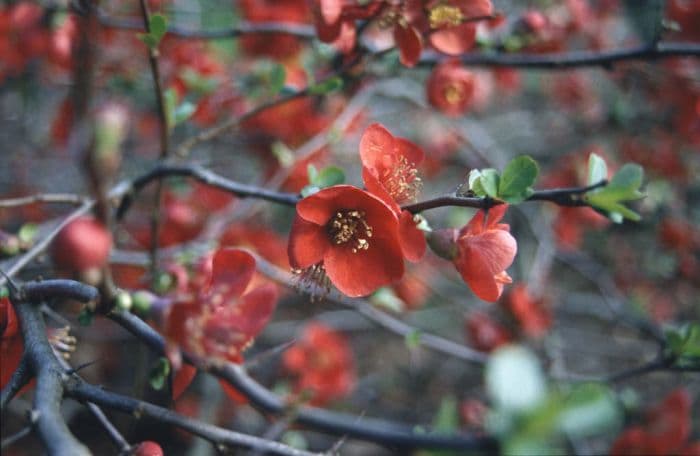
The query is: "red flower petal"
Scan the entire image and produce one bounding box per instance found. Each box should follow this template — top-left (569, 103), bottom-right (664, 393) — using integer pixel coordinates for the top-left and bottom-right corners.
top-left (207, 248), bottom-right (256, 299)
top-left (399, 210), bottom-right (426, 262)
top-left (172, 364), bottom-right (197, 400)
top-left (236, 284), bottom-right (279, 338)
top-left (288, 215), bottom-right (330, 269)
top-left (319, 0), bottom-right (342, 24)
top-left (429, 23), bottom-right (477, 56)
top-left (323, 233), bottom-right (404, 297)
top-left (456, 229), bottom-right (517, 302)
top-left (395, 24), bottom-right (423, 67)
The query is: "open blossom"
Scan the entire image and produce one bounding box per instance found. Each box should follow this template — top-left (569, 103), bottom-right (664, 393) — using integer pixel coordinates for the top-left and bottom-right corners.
top-left (359, 123), bottom-right (426, 262)
top-left (426, 59), bottom-right (476, 116)
top-left (288, 185), bottom-right (404, 297)
top-left (454, 205), bottom-right (517, 302)
top-left (426, 0), bottom-right (493, 55)
top-left (283, 322), bottom-right (355, 405)
top-left (163, 248), bottom-right (278, 366)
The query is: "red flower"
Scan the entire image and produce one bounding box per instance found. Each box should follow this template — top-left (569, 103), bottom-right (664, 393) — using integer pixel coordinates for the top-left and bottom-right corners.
top-left (610, 389), bottom-right (697, 455)
top-left (283, 322), bottom-right (355, 405)
top-left (465, 311), bottom-right (511, 352)
top-left (454, 205), bottom-right (517, 302)
top-left (501, 284), bottom-right (552, 338)
top-left (164, 248), bottom-right (278, 366)
top-left (1, 297), bottom-right (23, 389)
top-left (426, 60), bottom-right (476, 116)
top-left (359, 123), bottom-right (426, 262)
top-left (51, 217), bottom-right (113, 272)
top-left (426, 0), bottom-right (493, 55)
top-left (288, 185), bottom-right (404, 297)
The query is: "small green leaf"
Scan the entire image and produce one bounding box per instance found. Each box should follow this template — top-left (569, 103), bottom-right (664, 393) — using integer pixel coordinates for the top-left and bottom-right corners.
top-left (163, 88), bottom-right (194, 130)
top-left (180, 68), bottom-right (219, 94)
top-left (587, 153), bottom-right (608, 186)
top-left (174, 101), bottom-right (196, 125)
top-left (149, 357), bottom-right (171, 391)
top-left (138, 14), bottom-right (168, 50)
top-left (300, 185), bottom-right (320, 197)
top-left (585, 163), bottom-right (644, 222)
top-left (370, 287), bottom-right (405, 313)
top-left (78, 307), bottom-right (94, 326)
top-left (499, 155), bottom-right (539, 203)
top-left (405, 329), bottom-right (422, 349)
top-left (18, 223), bottom-right (38, 244)
top-left (433, 395), bottom-right (459, 434)
top-left (480, 169), bottom-right (500, 198)
top-left (312, 166), bottom-right (345, 189)
top-left (308, 76), bottom-right (343, 95)
top-left (268, 63), bottom-right (287, 95)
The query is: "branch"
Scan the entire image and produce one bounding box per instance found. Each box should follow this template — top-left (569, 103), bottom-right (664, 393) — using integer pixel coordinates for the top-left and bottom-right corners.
top-left (418, 42), bottom-right (700, 69)
top-left (115, 163), bottom-right (300, 220)
top-left (11, 296), bottom-right (90, 455)
top-left (97, 11), bottom-right (316, 39)
top-left (65, 381), bottom-right (318, 456)
top-left (20, 280), bottom-right (100, 304)
top-left (109, 311), bottom-right (497, 451)
top-left (248, 250), bottom-right (488, 365)
top-left (0, 194), bottom-right (86, 208)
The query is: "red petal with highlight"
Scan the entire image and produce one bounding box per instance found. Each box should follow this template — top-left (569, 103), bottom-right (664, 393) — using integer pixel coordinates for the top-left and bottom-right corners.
top-left (395, 24), bottom-right (422, 67)
top-left (399, 210), bottom-right (426, 262)
top-left (288, 215), bottom-right (330, 269)
top-left (208, 248), bottom-right (256, 299)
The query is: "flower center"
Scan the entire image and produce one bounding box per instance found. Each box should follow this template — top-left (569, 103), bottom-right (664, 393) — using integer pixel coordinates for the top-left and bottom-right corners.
top-left (444, 83), bottom-right (464, 105)
top-left (380, 155), bottom-right (422, 203)
top-left (327, 210), bottom-right (373, 253)
top-left (429, 4), bottom-right (464, 29)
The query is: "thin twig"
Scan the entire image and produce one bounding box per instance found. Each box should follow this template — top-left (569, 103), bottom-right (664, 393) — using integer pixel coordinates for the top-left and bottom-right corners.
top-left (109, 310), bottom-right (498, 451)
top-left (418, 42), bottom-right (700, 69)
top-left (0, 194), bottom-right (86, 208)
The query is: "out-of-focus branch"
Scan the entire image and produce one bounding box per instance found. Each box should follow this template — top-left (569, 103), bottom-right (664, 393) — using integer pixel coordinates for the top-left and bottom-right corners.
top-left (0, 194), bottom-right (86, 208)
top-left (418, 42), bottom-right (700, 69)
top-left (65, 381), bottom-right (319, 456)
top-left (96, 11), bottom-right (316, 39)
top-left (248, 250), bottom-right (489, 365)
top-left (109, 310), bottom-right (498, 451)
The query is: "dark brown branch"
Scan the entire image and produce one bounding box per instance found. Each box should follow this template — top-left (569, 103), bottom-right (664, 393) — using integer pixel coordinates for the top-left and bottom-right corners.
top-left (12, 298), bottom-right (90, 455)
top-left (20, 280), bottom-right (99, 304)
top-left (109, 311), bottom-right (498, 451)
top-left (64, 381), bottom-right (320, 456)
top-left (418, 42), bottom-right (700, 69)
top-left (116, 164), bottom-right (301, 220)
top-left (97, 11), bottom-right (316, 39)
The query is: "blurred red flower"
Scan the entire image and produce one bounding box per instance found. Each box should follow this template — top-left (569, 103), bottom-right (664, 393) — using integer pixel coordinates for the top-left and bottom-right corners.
top-left (426, 0), bottom-right (493, 55)
top-left (283, 322), bottom-right (355, 405)
top-left (426, 60), bottom-right (476, 116)
top-left (465, 311), bottom-right (511, 352)
top-left (501, 283), bottom-right (552, 338)
top-left (610, 389), bottom-right (699, 455)
top-left (163, 249), bottom-right (278, 367)
top-left (1, 297), bottom-right (23, 389)
top-left (288, 185), bottom-right (405, 297)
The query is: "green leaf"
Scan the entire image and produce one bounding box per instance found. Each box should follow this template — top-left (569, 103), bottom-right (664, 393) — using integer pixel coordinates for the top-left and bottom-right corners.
top-left (307, 164), bottom-right (319, 183)
top-left (486, 345), bottom-right (546, 413)
top-left (499, 155), bottom-right (539, 203)
top-left (138, 14), bottom-right (168, 50)
top-left (268, 63), bottom-right (287, 95)
top-left (433, 395), bottom-right (459, 434)
top-left (163, 88), bottom-right (194, 130)
top-left (18, 223), bottom-right (38, 244)
top-left (666, 323), bottom-right (700, 362)
top-left (300, 185), bottom-right (320, 197)
top-left (308, 76), bottom-right (343, 95)
top-left (559, 383), bottom-right (621, 439)
top-left (311, 166), bottom-right (345, 189)
top-left (587, 153), bottom-right (608, 186)
top-left (174, 101), bottom-right (196, 125)
top-left (149, 357), bottom-right (171, 391)
top-left (585, 163), bottom-right (644, 222)
top-left (370, 287), bottom-right (405, 313)
top-left (78, 307), bottom-right (94, 326)
top-left (480, 169), bottom-right (500, 198)
top-left (180, 68), bottom-right (219, 95)
top-left (405, 329), bottom-right (422, 349)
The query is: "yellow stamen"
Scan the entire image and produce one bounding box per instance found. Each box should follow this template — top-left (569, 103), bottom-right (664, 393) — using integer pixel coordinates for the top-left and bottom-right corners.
top-left (429, 4), bottom-right (464, 29)
top-left (327, 210), bottom-right (373, 253)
